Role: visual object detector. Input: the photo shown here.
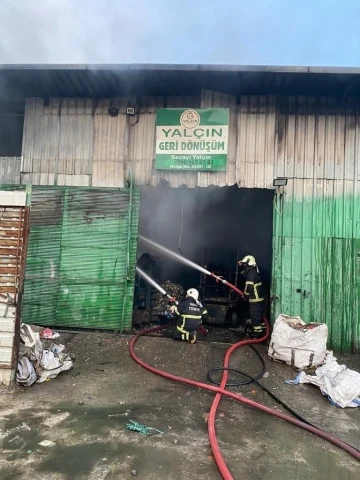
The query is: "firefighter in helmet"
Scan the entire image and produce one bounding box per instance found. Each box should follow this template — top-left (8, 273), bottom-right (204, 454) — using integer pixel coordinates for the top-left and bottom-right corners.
top-left (171, 288), bottom-right (208, 344)
top-left (238, 255), bottom-right (266, 338)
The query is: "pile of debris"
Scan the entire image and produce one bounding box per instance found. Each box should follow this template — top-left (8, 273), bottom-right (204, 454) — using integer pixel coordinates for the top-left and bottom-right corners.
top-left (205, 304), bottom-right (229, 323)
top-left (152, 281), bottom-right (185, 314)
top-left (16, 324), bottom-right (73, 387)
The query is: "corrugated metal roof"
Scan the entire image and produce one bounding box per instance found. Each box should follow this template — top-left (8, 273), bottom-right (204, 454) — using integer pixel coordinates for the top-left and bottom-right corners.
top-left (236, 95), bottom-right (277, 188)
top-left (275, 97), bottom-right (360, 181)
top-left (21, 98), bottom-right (93, 176)
top-left (129, 97), bottom-right (164, 186)
top-left (20, 94), bottom-right (360, 189)
top-left (92, 98), bottom-right (130, 188)
top-left (281, 179), bottom-right (359, 238)
top-left (20, 173), bottom-right (92, 186)
top-left (0, 157), bottom-right (21, 184)
top-left (2, 64), bottom-right (360, 103)
top-left (197, 89), bottom-right (235, 187)
top-left (4, 64), bottom-right (360, 73)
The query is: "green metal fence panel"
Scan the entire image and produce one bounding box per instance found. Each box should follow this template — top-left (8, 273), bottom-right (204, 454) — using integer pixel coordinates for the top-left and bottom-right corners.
top-left (22, 186), bottom-right (140, 331)
top-left (356, 240), bottom-right (360, 352)
top-left (272, 194), bottom-right (360, 353)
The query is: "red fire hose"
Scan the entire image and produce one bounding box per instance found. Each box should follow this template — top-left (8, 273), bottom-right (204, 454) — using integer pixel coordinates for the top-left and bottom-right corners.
top-left (129, 283), bottom-right (360, 479)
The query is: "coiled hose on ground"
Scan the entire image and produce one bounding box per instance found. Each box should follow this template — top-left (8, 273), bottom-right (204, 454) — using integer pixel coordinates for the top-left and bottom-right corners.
top-left (129, 321), bottom-right (360, 479)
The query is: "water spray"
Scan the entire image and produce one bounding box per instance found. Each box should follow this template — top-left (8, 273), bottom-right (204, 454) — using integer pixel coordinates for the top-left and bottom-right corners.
top-left (138, 235), bottom-right (243, 296)
top-left (133, 238), bottom-right (360, 479)
top-left (135, 266), bottom-right (176, 303)
top-left (136, 265), bottom-right (210, 334)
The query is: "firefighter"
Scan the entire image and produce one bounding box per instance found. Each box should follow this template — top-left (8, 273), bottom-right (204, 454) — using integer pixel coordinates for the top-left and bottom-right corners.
top-left (171, 288), bottom-right (208, 344)
top-left (238, 255), bottom-right (266, 338)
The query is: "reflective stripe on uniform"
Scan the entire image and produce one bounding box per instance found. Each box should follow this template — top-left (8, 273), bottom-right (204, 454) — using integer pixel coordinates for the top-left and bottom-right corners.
top-left (244, 281), bottom-right (253, 295)
top-left (248, 281), bottom-right (263, 302)
top-left (177, 325), bottom-right (189, 340)
top-left (253, 323), bottom-right (266, 331)
top-left (180, 314), bottom-right (202, 329)
top-left (254, 282), bottom-right (262, 300)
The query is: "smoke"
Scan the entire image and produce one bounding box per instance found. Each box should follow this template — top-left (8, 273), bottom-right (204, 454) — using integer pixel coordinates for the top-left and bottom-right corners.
top-left (138, 185), bottom-right (274, 289)
top-left (0, 0), bottom-right (166, 63)
top-left (0, 0), bottom-right (359, 65)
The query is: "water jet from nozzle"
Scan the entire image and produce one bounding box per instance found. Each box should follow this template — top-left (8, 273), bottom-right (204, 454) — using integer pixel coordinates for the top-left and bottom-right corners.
top-left (139, 236), bottom-right (211, 276)
top-left (135, 266), bottom-right (176, 302)
top-left (136, 266), bottom-right (166, 294)
top-left (138, 236), bottom-right (243, 297)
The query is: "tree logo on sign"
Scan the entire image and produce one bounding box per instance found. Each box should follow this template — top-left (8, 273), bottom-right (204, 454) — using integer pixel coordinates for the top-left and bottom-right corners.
top-left (180, 110), bottom-right (200, 129)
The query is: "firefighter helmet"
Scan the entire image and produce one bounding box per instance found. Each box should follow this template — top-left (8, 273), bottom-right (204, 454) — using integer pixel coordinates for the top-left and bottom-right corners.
top-left (187, 288), bottom-right (199, 300)
top-left (240, 255), bottom-right (257, 267)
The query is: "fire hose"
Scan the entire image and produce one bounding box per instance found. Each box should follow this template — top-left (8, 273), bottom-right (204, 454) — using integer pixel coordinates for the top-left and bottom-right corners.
top-left (132, 243), bottom-right (360, 479)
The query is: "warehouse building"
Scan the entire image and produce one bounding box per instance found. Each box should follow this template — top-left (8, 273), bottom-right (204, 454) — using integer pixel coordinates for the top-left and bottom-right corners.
top-left (0, 64), bottom-right (359, 383)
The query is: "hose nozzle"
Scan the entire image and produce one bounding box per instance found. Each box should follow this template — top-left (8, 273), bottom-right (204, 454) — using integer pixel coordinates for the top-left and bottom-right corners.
top-left (167, 295), bottom-right (178, 304)
top-left (211, 272), bottom-right (228, 285)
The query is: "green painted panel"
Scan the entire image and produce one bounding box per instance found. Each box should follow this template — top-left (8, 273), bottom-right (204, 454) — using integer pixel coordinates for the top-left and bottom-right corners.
top-left (21, 279), bottom-right (59, 321)
top-left (314, 237), bottom-right (357, 352)
top-left (281, 197), bottom-right (360, 239)
top-left (272, 195), bottom-right (360, 353)
top-left (272, 237), bottom-right (312, 322)
top-left (21, 186), bottom-right (140, 331)
top-left (272, 236), bottom-right (359, 352)
top-left (60, 248), bottom-right (128, 281)
top-left (122, 199), bottom-right (140, 329)
top-left (56, 284), bottom-right (129, 327)
top-left (353, 240), bottom-right (360, 352)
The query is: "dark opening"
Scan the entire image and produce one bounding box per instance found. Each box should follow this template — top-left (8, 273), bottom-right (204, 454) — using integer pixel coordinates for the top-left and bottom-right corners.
top-left (135, 185), bottom-right (274, 328)
top-left (0, 114), bottom-right (24, 156)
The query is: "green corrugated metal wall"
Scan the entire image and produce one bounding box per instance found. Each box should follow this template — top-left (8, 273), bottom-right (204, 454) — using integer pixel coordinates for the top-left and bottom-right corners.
top-left (272, 193), bottom-right (360, 353)
top-left (21, 185), bottom-right (140, 331)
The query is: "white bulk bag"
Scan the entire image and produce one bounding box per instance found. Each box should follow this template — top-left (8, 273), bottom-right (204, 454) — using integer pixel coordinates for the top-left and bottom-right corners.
top-left (16, 357), bottom-right (37, 387)
top-left (268, 314), bottom-right (328, 370)
top-left (18, 323), bottom-right (43, 362)
top-left (285, 351), bottom-right (360, 408)
top-left (36, 350), bottom-right (73, 384)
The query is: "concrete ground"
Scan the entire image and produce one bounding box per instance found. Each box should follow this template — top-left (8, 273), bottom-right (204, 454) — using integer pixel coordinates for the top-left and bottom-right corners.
top-left (0, 326), bottom-right (359, 480)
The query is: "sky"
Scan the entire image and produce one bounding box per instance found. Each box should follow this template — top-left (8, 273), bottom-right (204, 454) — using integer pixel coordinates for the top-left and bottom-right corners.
top-left (0, 0), bottom-right (359, 66)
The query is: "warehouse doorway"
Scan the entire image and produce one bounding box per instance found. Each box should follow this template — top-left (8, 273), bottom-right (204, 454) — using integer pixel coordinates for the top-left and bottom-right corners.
top-left (135, 185), bottom-right (274, 328)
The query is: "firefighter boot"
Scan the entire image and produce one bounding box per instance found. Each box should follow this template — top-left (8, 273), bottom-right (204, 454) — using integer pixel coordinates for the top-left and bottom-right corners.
top-left (189, 331), bottom-right (197, 344)
top-left (250, 323), bottom-right (266, 339)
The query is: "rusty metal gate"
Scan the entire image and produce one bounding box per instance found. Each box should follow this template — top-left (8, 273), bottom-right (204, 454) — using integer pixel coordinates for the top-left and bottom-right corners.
top-left (0, 190), bottom-right (29, 383)
top-left (0, 207), bottom-right (25, 298)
